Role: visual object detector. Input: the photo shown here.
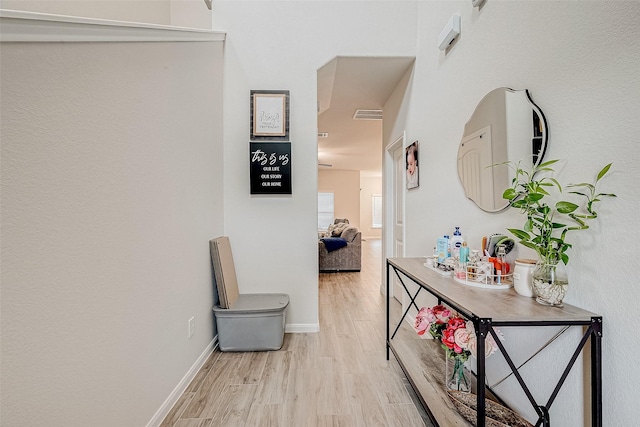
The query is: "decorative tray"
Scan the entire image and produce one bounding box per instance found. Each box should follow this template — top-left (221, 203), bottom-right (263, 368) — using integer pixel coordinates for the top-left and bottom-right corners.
top-left (453, 263), bottom-right (513, 290)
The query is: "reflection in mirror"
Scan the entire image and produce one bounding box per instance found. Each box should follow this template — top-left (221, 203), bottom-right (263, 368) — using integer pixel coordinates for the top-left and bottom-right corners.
top-left (457, 88), bottom-right (547, 212)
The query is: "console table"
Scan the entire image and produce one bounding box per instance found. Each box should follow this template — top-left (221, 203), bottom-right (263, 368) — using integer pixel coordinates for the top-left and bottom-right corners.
top-left (385, 257), bottom-right (602, 427)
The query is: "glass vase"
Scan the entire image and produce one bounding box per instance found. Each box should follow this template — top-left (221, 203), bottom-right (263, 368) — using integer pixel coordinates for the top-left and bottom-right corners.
top-left (446, 355), bottom-right (471, 393)
top-left (532, 260), bottom-right (568, 307)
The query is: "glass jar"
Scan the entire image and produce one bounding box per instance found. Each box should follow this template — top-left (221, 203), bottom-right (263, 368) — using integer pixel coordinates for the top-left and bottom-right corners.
top-left (532, 260), bottom-right (568, 307)
top-left (446, 355), bottom-right (471, 393)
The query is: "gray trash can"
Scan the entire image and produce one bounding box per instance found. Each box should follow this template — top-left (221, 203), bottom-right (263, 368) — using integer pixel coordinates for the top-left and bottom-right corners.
top-left (213, 293), bottom-right (289, 352)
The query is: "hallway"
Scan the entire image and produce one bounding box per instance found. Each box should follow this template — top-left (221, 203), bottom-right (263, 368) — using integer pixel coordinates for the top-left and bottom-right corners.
top-left (160, 239), bottom-right (428, 426)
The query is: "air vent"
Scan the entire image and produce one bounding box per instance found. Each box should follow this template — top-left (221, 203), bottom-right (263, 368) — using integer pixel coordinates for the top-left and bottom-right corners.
top-left (353, 109), bottom-right (383, 120)
top-left (318, 132), bottom-right (329, 138)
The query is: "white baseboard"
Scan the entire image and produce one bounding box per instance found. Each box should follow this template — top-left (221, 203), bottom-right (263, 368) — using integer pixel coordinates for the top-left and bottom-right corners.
top-left (285, 323), bottom-right (320, 333)
top-left (146, 337), bottom-right (218, 427)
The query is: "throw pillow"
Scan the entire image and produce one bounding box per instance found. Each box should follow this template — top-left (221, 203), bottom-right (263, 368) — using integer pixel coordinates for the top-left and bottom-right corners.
top-left (331, 222), bottom-right (349, 236)
top-left (341, 226), bottom-right (358, 242)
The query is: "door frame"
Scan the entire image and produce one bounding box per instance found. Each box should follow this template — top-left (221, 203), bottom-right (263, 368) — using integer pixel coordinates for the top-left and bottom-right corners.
top-left (381, 131), bottom-right (406, 294)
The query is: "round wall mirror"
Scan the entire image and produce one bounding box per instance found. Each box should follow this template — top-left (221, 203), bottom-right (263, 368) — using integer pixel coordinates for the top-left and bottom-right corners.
top-left (457, 88), bottom-right (548, 212)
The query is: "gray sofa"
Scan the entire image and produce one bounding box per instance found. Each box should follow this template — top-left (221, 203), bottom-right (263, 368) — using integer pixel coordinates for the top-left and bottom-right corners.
top-left (318, 219), bottom-right (362, 272)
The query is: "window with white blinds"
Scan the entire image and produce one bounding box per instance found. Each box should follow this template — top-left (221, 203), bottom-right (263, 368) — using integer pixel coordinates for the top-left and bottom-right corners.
top-left (372, 194), bottom-right (382, 228)
top-left (318, 192), bottom-right (334, 231)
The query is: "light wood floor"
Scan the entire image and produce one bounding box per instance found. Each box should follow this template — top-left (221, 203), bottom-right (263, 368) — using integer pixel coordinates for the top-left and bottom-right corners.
top-left (160, 239), bottom-right (428, 427)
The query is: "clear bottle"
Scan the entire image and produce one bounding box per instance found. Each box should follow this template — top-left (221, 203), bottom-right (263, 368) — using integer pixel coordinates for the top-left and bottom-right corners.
top-left (496, 244), bottom-right (507, 284)
top-left (456, 241), bottom-right (470, 280)
top-left (469, 249), bottom-right (480, 265)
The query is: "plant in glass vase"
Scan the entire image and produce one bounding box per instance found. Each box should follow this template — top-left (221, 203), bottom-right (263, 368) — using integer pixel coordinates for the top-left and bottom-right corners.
top-left (415, 306), bottom-right (503, 393)
top-left (501, 159), bottom-right (616, 306)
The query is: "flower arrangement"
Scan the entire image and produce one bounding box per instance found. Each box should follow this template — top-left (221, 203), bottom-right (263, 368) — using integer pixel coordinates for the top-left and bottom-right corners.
top-left (415, 305), bottom-right (504, 391)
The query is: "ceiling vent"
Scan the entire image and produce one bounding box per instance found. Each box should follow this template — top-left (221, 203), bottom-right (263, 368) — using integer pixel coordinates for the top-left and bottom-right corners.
top-left (318, 132), bottom-right (329, 138)
top-left (353, 109), bottom-right (383, 120)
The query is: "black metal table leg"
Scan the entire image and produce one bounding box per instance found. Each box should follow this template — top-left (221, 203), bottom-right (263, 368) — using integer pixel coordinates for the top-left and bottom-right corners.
top-left (386, 259), bottom-right (390, 360)
top-left (476, 318), bottom-right (489, 427)
top-left (591, 317), bottom-right (603, 427)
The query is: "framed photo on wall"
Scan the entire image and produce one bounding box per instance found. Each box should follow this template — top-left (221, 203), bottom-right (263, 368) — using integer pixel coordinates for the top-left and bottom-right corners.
top-left (406, 141), bottom-right (419, 189)
top-left (250, 90), bottom-right (290, 140)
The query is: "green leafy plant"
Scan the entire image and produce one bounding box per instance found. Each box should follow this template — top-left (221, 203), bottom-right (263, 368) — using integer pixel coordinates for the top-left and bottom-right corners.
top-left (501, 159), bottom-right (616, 265)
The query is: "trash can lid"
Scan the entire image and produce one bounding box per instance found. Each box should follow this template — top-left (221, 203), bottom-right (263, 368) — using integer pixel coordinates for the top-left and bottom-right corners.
top-left (213, 293), bottom-right (289, 313)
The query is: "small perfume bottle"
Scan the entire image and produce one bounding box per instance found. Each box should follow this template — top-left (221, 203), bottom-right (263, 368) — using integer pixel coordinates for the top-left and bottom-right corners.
top-left (459, 241), bottom-right (469, 263)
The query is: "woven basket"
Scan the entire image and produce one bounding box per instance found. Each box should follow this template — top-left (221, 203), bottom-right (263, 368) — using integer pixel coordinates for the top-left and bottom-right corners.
top-left (447, 390), bottom-right (533, 427)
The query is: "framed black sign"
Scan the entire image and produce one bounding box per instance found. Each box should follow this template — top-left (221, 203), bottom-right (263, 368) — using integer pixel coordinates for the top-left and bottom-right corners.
top-left (250, 142), bottom-right (291, 194)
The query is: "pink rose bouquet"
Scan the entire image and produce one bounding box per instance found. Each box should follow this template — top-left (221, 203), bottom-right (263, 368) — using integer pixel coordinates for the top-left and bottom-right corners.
top-left (415, 306), bottom-right (504, 361)
top-left (415, 305), bottom-right (505, 392)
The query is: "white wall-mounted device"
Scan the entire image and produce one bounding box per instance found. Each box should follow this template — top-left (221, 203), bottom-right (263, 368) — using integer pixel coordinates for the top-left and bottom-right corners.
top-left (437, 14), bottom-right (461, 51)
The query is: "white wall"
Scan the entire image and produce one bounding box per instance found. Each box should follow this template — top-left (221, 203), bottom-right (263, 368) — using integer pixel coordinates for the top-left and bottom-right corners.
top-left (394, 2), bottom-right (639, 425)
top-left (170, 0), bottom-right (213, 29)
top-left (0, 40), bottom-right (225, 426)
top-left (213, 0), bottom-right (418, 331)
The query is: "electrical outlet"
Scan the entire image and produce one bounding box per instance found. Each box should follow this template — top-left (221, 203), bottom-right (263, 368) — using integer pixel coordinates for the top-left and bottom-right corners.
top-left (188, 316), bottom-right (195, 338)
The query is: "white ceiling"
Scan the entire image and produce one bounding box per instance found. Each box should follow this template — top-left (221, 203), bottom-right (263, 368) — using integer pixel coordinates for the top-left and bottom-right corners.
top-left (317, 56), bottom-right (415, 176)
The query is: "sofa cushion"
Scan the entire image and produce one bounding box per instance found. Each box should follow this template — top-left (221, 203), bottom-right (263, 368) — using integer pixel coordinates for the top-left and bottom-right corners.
top-left (341, 226), bottom-right (359, 242)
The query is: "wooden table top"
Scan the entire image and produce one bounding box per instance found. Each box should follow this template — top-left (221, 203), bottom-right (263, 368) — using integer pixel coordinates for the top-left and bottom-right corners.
top-left (387, 257), bottom-right (599, 324)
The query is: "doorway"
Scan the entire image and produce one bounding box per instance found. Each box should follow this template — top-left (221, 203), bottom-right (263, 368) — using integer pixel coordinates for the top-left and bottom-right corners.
top-left (384, 133), bottom-right (406, 301)
top-left (316, 56), bottom-right (414, 270)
